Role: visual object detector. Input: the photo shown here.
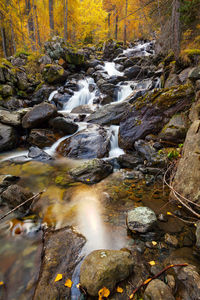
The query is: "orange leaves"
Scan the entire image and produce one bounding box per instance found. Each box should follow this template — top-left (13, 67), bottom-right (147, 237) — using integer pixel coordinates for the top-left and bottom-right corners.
top-left (54, 274), bottom-right (73, 288)
top-left (148, 261), bottom-right (156, 266)
top-left (64, 279), bottom-right (73, 288)
top-left (116, 286), bottom-right (123, 293)
top-left (0, 281), bottom-right (4, 286)
top-left (98, 287), bottom-right (110, 299)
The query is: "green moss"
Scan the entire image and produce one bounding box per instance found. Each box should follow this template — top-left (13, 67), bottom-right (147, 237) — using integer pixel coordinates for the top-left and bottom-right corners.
top-left (15, 50), bottom-right (30, 58)
top-left (183, 49), bottom-right (200, 57)
top-left (17, 90), bottom-right (28, 98)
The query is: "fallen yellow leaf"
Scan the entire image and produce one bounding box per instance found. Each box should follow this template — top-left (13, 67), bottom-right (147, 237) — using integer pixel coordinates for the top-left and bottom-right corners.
top-left (149, 261), bottom-right (156, 266)
top-left (98, 287), bottom-right (110, 299)
top-left (76, 283), bottom-right (80, 289)
top-left (178, 205), bottom-right (182, 208)
top-left (167, 212), bottom-right (172, 216)
top-left (64, 279), bottom-right (73, 288)
top-left (129, 294), bottom-right (134, 299)
top-left (54, 274), bottom-right (63, 282)
top-left (117, 286), bottom-right (123, 293)
top-left (0, 281), bottom-right (4, 286)
top-left (152, 241), bottom-right (157, 246)
top-left (144, 278), bottom-right (152, 285)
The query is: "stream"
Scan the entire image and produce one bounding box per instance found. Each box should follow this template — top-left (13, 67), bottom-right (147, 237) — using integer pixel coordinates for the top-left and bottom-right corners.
top-left (0, 41), bottom-right (195, 300)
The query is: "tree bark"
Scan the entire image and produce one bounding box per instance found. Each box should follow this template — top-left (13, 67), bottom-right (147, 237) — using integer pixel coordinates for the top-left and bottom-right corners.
top-left (115, 14), bottom-right (118, 40)
top-left (64, 0), bottom-right (68, 42)
top-left (34, 1), bottom-right (41, 47)
top-left (108, 13), bottom-right (111, 38)
top-left (171, 0), bottom-right (181, 60)
top-left (10, 19), bottom-right (16, 53)
top-left (49, 0), bottom-right (54, 35)
top-left (123, 0), bottom-right (128, 44)
top-left (26, 0), bottom-right (36, 49)
top-left (0, 13), bottom-right (7, 57)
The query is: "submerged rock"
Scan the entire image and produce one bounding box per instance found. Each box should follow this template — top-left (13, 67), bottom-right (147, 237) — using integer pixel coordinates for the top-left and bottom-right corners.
top-left (28, 146), bottom-right (52, 161)
top-left (57, 124), bottom-right (110, 159)
top-left (33, 227), bottom-right (85, 300)
top-left (0, 123), bottom-right (19, 152)
top-left (127, 207), bottom-right (157, 233)
top-left (69, 159), bottom-right (113, 184)
top-left (80, 249), bottom-right (134, 296)
top-left (144, 279), bottom-right (175, 300)
top-left (22, 103), bottom-right (57, 129)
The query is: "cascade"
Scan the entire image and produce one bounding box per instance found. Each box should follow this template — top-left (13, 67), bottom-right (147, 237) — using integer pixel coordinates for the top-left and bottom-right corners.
top-left (109, 125), bottom-right (124, 158)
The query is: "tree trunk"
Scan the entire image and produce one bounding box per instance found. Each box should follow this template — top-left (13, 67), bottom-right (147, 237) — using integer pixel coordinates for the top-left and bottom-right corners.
top-left (10, 19), bottom-right (16, 53)
top-left (34, 1), bottom-right (41, 47)
top-left (171, 0), bottom-right (181, 60)
top-left (0, 13), bottom-right (7, 57)
top-left (26, 0), bottom-right (36, 49)
top-left (64, 0), bottom-right (68, 42)
top-left (49, 0), bottom-right (54, 35)
top-left (115, 14), bottom-right (118, 40)
top-left (108, 13), bottom-right (111, 38)
top-left (123, 0), bottom-right (128, 44)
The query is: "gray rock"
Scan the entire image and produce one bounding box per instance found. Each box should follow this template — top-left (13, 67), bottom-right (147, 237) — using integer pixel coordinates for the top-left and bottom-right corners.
top-left (28, 129), bottom-right (58, 148)
top-left (42, 64), bottom-right (68, 84)
top-left (69, 159), bottom-right (113, 184)
top-left (0, 123), bottom-right (19, 152)
top-left (80, 249), bottom-right (134, 296)
top-left (22, 103), bottom-right (57, 129)
top-left (0, 110), bottom-right (22, 126)
top-left (71, 105), bottom-right (94, 114)
top-left (16, 71), bottom-right (29, 90)
top-left (179, 67), bottom-right (193, 84)
top-left (38, 55), bottom-right (52, 65)
top-left (195, 221), bottom-right (200, 248)
top-left (28, 146), bottom-right (52, 161)
top-left (118, 154), bottom-right (144, 169)
top-left (144, 279), bottom-right (175, 300)
top-left (189, 67), bottom-right (200, 81)
top-left (50, 116), bottom-right (78, 134)
top-left (164, 74), bottom-right (181, 88)
top-left (127, 206), bottom-right (157, 233)
top-left (0, 84), bottom-right (14, 98)
top-left (164, 233), bottom-right (178, 247)
top-left (159, 113), bottom-right (188, 143)
top-left (57, 124), bottom-right (110, 159)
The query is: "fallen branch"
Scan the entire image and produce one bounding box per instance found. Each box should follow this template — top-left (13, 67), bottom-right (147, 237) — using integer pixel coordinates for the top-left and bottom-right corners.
top-left (0, 191), bottom-right (44, 221)
top-left (129, 263), bottom-right (188, 299)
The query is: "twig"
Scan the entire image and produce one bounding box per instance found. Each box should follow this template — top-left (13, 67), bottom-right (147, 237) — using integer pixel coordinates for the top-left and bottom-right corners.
top-left (129, 263), bottom-right (188, 299)
top-left (0, 191), bottom-right (44, 221)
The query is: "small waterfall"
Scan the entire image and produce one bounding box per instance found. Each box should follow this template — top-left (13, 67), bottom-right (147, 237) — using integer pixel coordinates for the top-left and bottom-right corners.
top-left (109, 125), bottom-right (124, 158)
top-left (123, 41), bottom-right (154, 57)
top-left (117, 84), bottom-right (133, 102)
top-left (48, 90), bottom-right (58, 102)
top-left (63, 78), bottom-right (96, 112)
top-left (104, 62), bottom-right (124, 77)
top-left (0, 150), bottom-right (29, 162)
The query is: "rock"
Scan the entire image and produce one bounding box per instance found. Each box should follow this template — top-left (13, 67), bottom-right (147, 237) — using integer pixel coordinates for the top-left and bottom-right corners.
top-left (1, 184), bottom-right (33, 213)
top-left (50, 116), bottom-right (78, 134)
top-left (33, 227), bottom-right (86, 300)
top-left (159, 113), bottom-right (188, 143)
top-left (164, 233), bottom-right (179, 247)
top-left (195, 221), bottom-right (200, 248)
top-left (189, 67), bottom-right (200, 81)
top-left (28, 129), bottom-right (58, 148)
top-left (119, 84), bottom-right (194, 149)
top-left (22, 103), bottom-right (57, 129)
top-left (31, 85), bottom-right (56, 105)
top-left (51, 92), bottom-right (71, 109)
top-left (127, 207), bottom-right (157, 233)
top-left (0, 84), bottom-right (14, 98)
top-left (44, 36), bottom-right (66, 60)
top-left (179, 67), bottom-right (193, 84)
top-left (103, 39), bottom-right (119, 60)
top-left (28, 146), bottom-right (52, 161)
top-left (196, 80), bottom-right (200, 91)
top-left (134, 140), bottom-right (167, 167)
top-left (0, 175), bottom-right (20, 188)
top-left (86, 101), bottom-right (131, 126)
top-left (0, 110), bottom-right (22, 126)
top-left (0, 123), bottom-right (19, 152)
top-left (57, 124), bottom-right (110, 159)
top-left (71, 105), bottom-right (94, 114)
top-left (0, 67), bottom-right (5, 83)
top-left (117, 154), bottom-right (144, 169)
top-left (80, 249), bottom-right (134, 296)
top-left (16, 71), bottom-right (29, 90)
top-left (43, 64), bottom-right (68, 84)
top-left (99, 83), bottom-right (115, 98)
top-left (144, 279), bottom-right (175, 300)
top-left (171, 120), bottom-right (200, 205)
top-left (38, 55), bottom-right (52, 65)
top-left (69, 159), bottom-right (113, 184)
top-left (65, 50), bottom-right (85, 66)
top-left (11, 56), bottom-right (27, 67)
top-left (164, 74), bottom-right (181, 88)
top-left (124, 65), bottom-right (145, 79)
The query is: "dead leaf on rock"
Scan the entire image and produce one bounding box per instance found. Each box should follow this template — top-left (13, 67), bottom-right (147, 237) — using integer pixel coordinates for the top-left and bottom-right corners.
top-left (64, 279), bottom-right (73, 288)
top-left (54, 274), bottom-right (63, 282)
top-left (98, 287), bottom-right (110, 299)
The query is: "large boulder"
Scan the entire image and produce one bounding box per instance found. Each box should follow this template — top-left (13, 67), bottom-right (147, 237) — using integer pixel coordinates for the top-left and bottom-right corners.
top-left (22, 103), bottom-right (57, 129)
top-left (43, 64), bottom-right (68, 84)
top-left (31, 85), bottom-right (56, 105)
top-left (44, 36), bottom-right (66, 60)
top-left (33, 227), bottom-right (86, 300)
top-left (189, 67), bottom-right (200, 81)
top-left (124, 65), bottom-right (147, 79)
top-left (119, 84), bottom-right (194, 150)
top-left (28, 146), bottom-right (52, 161)
top-left (0, 123), bottom-right (19, 152)
top-left (80, 249), bottom-right (134, 296)
top-left (0, 84), bottom-right (14, 98)
top-left (69, 159), bottom-right (113, 184)
top-left (0, 110), bottom-right (22, 126)
top-left (57, 124), bottom-right (110, 159)
top-left (28, 129), bottom-right (58, 148)
top-left (65, 50), bottom-right (85, 66)
top-left (86, 101), bottom-right (131, 126)
top-left (127, 207), bottom-right (157, 233)
top-left (159, 113), bottom-right (189, 143)
top-left (144, 279), bottom-right (175, 300)
top-left (49, 117), bottom-right (78, 134)
top-left (171, 120), bottom-right (200, 205)
top-left (117, 153), bottom-right (144, 169)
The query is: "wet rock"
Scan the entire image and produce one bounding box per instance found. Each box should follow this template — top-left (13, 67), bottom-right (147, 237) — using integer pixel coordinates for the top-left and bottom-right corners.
top-left (134, 140), bottom-right (167, 167)
top-left (99, 83), bottom-right (115, 98)
top-left (159, 113), bottom-right (188, 143)
top-left (195, 221), bottom-right (200, 248)
top-left (43, 64), bottom-right (68, 84)
top-left (50, 116), bottom-right (78, 134)
top-left (86, 101), bottom-right (131, 126)
top-left (71, 105), bottom-right (94, 114)
top-left (28, 146), bottom-right (52, 161)
top-left (22, 103), bottom-right (57, 129)
top-left (144, 279), bottom-right (175, 300)
top-left (0, 110), bottom-right (22, 126)
top-left (65, 50), bottom-right (85, 66)
top-left (51, 92), bottom-right (71, 109)
top-left (164, 73), bottom-right (181, 88)
top-left (1, 184), bottom-right (33, 213)
top-left (16, 71), bottom-right (29, 90)
top-left (80, 249), bottom-right (134, 296)
top-left (179, 67), bottom-right (193, 84)
top-left (0, 123), bottom-right (19, 152)
top-left (118, 154), bottom-right (144, 169)
top-left (164, 233), bottom-right (178, 247)
top-left (123, 170), bottom-right (144, 180)
top-left (0, 175), bottom-right (20, 188)
top-left (158, 214), bottom-right (168, 222)
top-left (189, 67), bottom-right (200, 81)
top-left (31, 85), bottom-right (56, 105)
top-left (57, 124), bottom-right (110, 159)
top-left (127, 207), bottom-right (157, 233)
top-left (33, 227), bottom-right (86, 300)
top-left (28, 129), bottom-right (58, 148)
top-left (124, 65), bottom-right (145, 79)
top-left (0, 84), bottom-right (14, 98)
top-left (119, 84), bottom-right (194, 149)
top-left (69, 159), bottom-right (113, 184)
top-left (171, 120), bottom-right (200, 205)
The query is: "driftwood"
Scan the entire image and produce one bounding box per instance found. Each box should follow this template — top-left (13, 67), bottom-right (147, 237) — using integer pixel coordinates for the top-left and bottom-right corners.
top-left (0, 191), bottom-right (44, 221)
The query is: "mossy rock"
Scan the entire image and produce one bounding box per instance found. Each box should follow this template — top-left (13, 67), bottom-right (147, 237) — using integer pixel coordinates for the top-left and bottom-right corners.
top-left (65, 51), bottom-right (85, 66)
top-left (0, 84), bottom-right (14, 98)
top-left (42, 64), bottom-right (67, 84)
